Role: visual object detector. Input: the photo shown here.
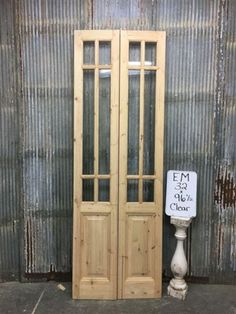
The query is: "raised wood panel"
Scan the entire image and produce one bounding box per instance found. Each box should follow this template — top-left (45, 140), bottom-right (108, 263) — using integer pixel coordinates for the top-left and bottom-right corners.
top-left (126, 215), bottom-right (155, 278)
top-left (81, 214), bottom-right (111, 278)
top-left (124, 278), bottom-right (155, 299)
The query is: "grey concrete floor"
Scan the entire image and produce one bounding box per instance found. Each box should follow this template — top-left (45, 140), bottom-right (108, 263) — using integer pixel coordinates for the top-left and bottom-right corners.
top-left (0, 282), bottom-right (235, 314)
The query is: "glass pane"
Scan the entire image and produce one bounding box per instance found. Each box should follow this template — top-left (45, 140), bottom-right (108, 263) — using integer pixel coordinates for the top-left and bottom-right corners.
top-left (98, 179), bottom-right (110, 201)
top-left (143, 71), bottom-right (156, 175)
top-left (143, 180), bottom-right (154, 202)
top-left (83, 70), bottom-right (94, 174)
top-left (99, 41), bottom-right (111, 65)
top-left (128, 70), bottom-right (140, 175)
top-left (83, 180), bottom-right (94, 201)
top-left (99, 70), bottom-right (111, 174)
top-left (83, 41), bottom-right (95, 64)
top-left (129, 42), bottom-right (141, 65)
top-left (145, 42), bottom-right (156, 66)
top-left (127, 180), bottom-right (139, 202)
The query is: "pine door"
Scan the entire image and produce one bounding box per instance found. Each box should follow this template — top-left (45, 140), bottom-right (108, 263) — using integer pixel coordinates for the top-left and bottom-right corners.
top-left (73, 30), bottom-right (165, 300)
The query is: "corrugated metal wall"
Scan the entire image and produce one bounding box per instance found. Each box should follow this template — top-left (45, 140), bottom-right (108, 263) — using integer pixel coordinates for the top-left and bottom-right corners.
top-left (211, 0), bottom-right (236, 283)
top-left (0, 0), bottom-right (235, 283)
top-left (0, 0), bottom-right (20, 281)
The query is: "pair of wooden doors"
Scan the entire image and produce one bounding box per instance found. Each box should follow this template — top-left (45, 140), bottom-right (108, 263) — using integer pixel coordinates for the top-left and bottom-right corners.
top-left (73, 30), bottom-right (165, 299)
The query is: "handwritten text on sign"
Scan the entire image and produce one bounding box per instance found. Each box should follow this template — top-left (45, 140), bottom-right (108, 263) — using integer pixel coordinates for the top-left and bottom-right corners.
top-left (165, 170), bottom-right (197, 218)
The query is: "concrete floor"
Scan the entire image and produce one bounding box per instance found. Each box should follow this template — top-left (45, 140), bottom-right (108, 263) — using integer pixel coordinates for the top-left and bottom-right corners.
top-left (0, 282), bottom-right (235, 314)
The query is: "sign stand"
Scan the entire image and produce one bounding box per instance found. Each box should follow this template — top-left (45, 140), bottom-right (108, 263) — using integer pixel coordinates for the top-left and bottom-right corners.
top-left (167, 217), bottom-right (192, 300)
top-left (165, 170), bottom-right (197, 300)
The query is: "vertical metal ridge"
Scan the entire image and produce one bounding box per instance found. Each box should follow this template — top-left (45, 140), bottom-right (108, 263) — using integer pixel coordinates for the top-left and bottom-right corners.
top-left (18, 0), bottom-right (80, 275)
top-left (0, 0), bottom-right (20, 281)
top-left (153, 0), bottom-right (220, 278)
top-left (211, 0), bottom-right (236, 282)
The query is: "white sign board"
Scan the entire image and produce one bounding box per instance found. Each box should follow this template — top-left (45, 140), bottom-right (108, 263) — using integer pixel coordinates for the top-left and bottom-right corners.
top-left (165, 170), bottom-right (197, 218)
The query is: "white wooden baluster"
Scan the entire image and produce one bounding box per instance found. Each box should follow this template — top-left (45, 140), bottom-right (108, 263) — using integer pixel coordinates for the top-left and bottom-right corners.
top-left (167, 216), bottom-right (192, 300)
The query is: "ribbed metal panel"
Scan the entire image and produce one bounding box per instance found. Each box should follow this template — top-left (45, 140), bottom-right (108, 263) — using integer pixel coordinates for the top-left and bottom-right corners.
top-left (153, 0), bottom-right (219, 279)
top-left (211, 0), bottom-right (236, 283)
top-left (0, 0), bottom-right (20, 281)
top-left (0, 0), bottom-right (235, 283)
top-left (19, 0), bottom-right (81, 275)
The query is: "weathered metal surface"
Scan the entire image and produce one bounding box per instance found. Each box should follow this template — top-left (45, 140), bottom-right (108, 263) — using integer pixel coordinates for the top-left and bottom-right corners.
top-left (0, 0), bottom-right (235, 283)
top-left (153, 0), bottom-right (219, 279)
top-left (18, 0), bottom-right (81, 277)
top-left (0, 0), bottom-right (20, 281)
top-left (210, 0), bottom-right (236, 283)
top-left (215, 170), bottom-right (236, 208)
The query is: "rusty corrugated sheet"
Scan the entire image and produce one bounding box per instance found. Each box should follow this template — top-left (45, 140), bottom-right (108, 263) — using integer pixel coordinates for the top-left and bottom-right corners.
top-left (153, 0), bottom-right (219, 279)
top-left (0, 0), bottom-right (20, 281)
top-left (0, 0), bottom-right (235, 283)
top-left (211, 0), bottom-right (236, 283)
top-left (18, 0), bottom-right (82, 277)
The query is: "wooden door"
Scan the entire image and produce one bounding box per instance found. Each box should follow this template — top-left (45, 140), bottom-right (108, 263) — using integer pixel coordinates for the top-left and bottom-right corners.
top-left (119, 31), bottom-right (166, 299)
top-left (73, 30), bottom-right (165, 300)
top-left (73, 30), bottom-right (119, 299)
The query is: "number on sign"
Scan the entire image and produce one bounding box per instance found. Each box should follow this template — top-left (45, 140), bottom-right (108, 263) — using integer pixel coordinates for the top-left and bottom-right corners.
top-left (175, 182), bottom-right (187, 190)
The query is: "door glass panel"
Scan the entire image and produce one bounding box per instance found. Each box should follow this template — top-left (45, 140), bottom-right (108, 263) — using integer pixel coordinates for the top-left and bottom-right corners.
top-left (83, 41), bottom-right (95, 64)
top-left (99, 70), bottom-right (111, 174)
top-left (143, 70), bottom-right (156, 175)
top-left (129, 42), bottom-right (141, 65)
top-left (83, 179), bottom-right (94, 201)
top-left (83, 70), bottom-right (94, 174)
top-left (127, 180), bottom-right (139, 202)
top-left (99, 42), bottom-right (111, 65)
top-left (145, 43), bottom-right (156, 66)
top-left (98, 179), bottom-right (110, 201)
top-left (127, 70), bottom-right (140, 175)
top-left (143, 180), bottom-right (154, 202)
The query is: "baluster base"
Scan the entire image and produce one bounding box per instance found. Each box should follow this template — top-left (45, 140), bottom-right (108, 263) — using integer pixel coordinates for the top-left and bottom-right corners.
top-left (167, 278), bottom-right (188, 300)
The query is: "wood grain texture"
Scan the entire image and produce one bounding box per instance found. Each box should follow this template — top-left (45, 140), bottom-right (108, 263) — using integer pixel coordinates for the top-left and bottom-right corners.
top-left (73, 30), bottom-right (119, 300)
top-left (119, 30), bottom-right (165, 299)
top-left (74, 30), bottom-right (165, 299)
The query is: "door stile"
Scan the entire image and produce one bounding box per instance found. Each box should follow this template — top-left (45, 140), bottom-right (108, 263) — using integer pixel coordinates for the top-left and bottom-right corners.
top-left (154, 32), bottom-right (166, 296)
top-left (118, 30), bottom-right (129, 299)
top-left (138, 40), bottom-right (145, 203)
top-left (94, 39), bottom-right (99, 202)
top-left (73, 33), bottom-right (83, 299)
top-left (110, 31), bottom-right (120, 299)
